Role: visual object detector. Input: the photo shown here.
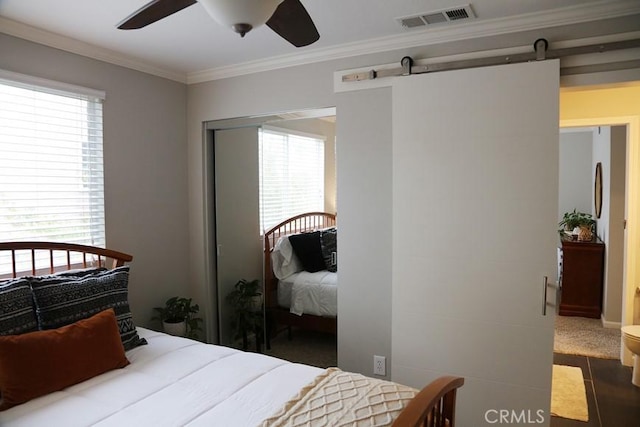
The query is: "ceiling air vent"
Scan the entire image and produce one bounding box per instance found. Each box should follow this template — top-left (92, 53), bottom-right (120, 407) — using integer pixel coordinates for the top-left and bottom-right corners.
top-left (397, 4), bottom-right (475, 29)
top-left (446, 8), bottom-right (470, 21)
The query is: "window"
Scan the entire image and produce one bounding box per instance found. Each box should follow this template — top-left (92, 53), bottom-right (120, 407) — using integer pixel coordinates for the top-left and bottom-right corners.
top-left (0, 71), bottom-right (105, 274)
top-left (259, 127), bottom-right (325, 232)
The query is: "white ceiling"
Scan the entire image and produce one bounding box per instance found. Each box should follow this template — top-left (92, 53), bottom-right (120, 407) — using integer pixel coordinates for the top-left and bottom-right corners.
top-left (1, 0), bottom-right (640, 83)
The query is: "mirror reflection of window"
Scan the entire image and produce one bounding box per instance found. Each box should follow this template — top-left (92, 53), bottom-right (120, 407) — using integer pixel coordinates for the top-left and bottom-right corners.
top-left (259, 127), bottom-right (325, 233)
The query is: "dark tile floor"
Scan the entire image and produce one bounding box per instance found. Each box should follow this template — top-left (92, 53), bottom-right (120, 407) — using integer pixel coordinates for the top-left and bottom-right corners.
top-left (551, 353), bottom-right (640, 427)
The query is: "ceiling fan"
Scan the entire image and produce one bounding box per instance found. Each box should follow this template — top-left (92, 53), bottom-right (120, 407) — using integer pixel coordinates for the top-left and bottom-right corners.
top-left (118, 0), bottom-right (320, 48)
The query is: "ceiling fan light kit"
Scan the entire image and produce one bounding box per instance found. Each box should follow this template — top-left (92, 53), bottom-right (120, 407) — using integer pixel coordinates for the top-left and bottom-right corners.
top-left (118, 0), bottom-right (319, 47)
top-left (198, 0), bottom-right (284, 37)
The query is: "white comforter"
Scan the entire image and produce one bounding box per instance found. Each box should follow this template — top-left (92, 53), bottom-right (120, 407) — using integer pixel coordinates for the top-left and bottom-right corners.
top-left (289, 271), bottom-right (337, 317)
top-left (0, 328), bottom-right (323, 427)
top-left (277, 271), bottom-right (338, 317)
top-left (271, 235), bottom-right (338, 318)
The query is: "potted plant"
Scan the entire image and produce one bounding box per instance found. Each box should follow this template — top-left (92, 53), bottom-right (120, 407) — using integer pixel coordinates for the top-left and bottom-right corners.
top-left (226, 279), bottom-right (263, 351)
top-left (152, 296), bottom-right (203, 339)
top-left (559, 209), bottom-right (596, 241)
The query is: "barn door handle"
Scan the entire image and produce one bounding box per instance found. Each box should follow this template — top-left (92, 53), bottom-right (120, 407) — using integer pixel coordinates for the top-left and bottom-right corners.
top-left (542, 276), bottom-right (548, 315)
top-left (542, 276), bottom-right (559, 316)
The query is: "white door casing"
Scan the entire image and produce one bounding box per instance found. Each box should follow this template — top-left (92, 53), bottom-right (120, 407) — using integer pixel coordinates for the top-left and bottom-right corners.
top-left (391, 60), bottom-right (559, 426)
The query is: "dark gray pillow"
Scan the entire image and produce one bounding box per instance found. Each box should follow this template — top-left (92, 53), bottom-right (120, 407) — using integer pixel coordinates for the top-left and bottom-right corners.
top-left (288, 231), bottom-right (326, 273)
top-left (29, 266), bottom-right (146, 351)
top-left (320, 228), bottom-right (337, 272)
top-left (0, 278), bottom-right (38, 336)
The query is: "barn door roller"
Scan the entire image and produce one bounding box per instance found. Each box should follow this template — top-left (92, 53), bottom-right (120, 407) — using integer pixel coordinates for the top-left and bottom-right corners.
top-left (534, 38), bottom-right (548, 61)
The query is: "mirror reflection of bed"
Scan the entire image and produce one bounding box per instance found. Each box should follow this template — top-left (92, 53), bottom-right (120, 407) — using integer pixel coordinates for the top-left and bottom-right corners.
top-left (264, 212), bottom-right (337, 367)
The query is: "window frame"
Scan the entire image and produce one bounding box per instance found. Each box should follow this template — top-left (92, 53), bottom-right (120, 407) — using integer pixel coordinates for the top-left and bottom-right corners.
top-left (0, 70), bottom-right (106, 275)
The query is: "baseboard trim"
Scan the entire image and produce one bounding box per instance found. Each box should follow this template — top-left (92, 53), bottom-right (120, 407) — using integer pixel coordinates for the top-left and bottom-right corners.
top-left (601, 315), bottom-right (622, 329)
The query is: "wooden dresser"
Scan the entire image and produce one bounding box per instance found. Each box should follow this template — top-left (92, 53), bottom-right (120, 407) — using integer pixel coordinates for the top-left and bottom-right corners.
top-left (559, 235), bottom-right (605, 318)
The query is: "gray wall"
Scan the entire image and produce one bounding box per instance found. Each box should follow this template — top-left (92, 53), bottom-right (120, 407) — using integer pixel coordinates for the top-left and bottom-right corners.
top-left (593, 126), bottom-right (626, 324)
top-left (559, 130), bottom-right (593, 221)
top-left (608, 126), bottom-right (626, 324)
top-left (335, 88), bottom-right (392, 379)
top-left (0, 33), bottom-right (190, 329)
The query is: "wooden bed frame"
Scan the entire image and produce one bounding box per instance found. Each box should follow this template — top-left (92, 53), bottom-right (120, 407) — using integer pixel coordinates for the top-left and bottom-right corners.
top-left (393, 376), bottom-right (464, 426)
top-left (0, 241), bottom-right (133, 278)
top-left (0, 240), bottom-right (464, 426)
top-left (263, 212), bottom-right (337, 343)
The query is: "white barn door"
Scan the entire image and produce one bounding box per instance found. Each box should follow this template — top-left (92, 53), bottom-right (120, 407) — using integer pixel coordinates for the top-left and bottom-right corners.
top-left (391, 60), bottom-right (559, 426)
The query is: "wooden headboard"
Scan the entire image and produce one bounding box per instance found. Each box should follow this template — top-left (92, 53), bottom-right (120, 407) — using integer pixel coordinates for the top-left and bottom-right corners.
top-left (263, 212), bottom-right (336, 309)
top-left (0, 241), bottom-right (133, 279)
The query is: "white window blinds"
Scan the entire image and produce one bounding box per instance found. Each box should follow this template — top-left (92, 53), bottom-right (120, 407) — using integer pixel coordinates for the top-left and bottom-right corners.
top-left (0, 74), bottom-right (106, 251)
top-left (259, 127), bottom-right (325, 232)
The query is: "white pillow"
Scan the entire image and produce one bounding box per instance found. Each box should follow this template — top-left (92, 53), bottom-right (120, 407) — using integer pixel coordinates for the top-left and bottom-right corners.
top-left (271, 235), bottom-right (303, 279)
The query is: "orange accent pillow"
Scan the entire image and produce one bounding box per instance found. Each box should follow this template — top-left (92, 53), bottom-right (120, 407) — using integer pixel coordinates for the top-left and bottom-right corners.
top-left (0, 308), bottom-right (130, 411)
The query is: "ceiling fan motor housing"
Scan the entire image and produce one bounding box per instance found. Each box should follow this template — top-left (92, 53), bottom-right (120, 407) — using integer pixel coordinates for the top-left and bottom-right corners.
top-left (232, 23), bottom-right (252, 37)
top-left (198, 0), bottom-right (284, 35)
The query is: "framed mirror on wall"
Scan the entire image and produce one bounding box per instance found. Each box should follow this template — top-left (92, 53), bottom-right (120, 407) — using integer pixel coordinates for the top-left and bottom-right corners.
top-left (595, 162), bottom-right (603, 218)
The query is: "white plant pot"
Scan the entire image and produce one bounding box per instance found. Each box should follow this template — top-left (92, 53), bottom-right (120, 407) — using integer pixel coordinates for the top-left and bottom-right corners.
top-left (163, 320), bottom-right (187, 337)
top-left (249, 294), bottom-right (263, 312)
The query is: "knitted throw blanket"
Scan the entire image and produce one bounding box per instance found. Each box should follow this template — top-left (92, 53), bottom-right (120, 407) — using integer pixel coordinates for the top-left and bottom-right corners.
top-left (261, 368), bottom-right (418, 427)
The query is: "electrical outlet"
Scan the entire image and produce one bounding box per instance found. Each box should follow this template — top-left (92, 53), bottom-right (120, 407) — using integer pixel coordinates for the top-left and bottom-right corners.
top-left (373, 355), bottom-right (386, 376)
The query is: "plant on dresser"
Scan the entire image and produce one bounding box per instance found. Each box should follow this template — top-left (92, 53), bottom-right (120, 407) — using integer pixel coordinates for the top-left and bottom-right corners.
top-left (559, 209), bottom-right (596, 241)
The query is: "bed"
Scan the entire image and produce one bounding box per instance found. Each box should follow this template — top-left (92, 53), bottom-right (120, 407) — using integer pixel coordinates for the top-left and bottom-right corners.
top-left (263, 212), bottom-right (338, 343)
top-left (0, 241), bottom-right (464, 427)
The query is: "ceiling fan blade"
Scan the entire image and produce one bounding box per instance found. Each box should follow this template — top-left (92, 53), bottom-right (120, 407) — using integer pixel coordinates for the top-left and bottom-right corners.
top-left (118, 0), bottom-right (197, 30)
top-left (266, 0), bottom-right (319, 47)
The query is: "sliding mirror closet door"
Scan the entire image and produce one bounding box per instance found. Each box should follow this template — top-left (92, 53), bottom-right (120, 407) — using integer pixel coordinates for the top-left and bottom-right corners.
top-left (214, 127), bottom-right (263, 349)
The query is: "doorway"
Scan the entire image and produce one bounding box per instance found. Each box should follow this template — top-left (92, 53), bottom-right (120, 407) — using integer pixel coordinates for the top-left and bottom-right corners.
top-left (559, 80), bottom-right (640, 366)
top-left (555, 125), bottom-right (627, 360)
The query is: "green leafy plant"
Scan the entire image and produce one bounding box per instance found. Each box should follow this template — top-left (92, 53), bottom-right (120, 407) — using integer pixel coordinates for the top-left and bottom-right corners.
top-left (152, 296), bottom-right (203, 339)
top-left (559, 209), bottom-right (596, 232)
top-left (226, 279), bottom-right (263, 350)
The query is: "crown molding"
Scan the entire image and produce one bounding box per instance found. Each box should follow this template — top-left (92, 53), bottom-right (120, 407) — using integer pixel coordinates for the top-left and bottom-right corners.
top-left (187, 0), bottom-right (640, 84)
top-left (0, 16), bottom-right (187, 83)
top-left (2, 0), bottom-right (639, 86)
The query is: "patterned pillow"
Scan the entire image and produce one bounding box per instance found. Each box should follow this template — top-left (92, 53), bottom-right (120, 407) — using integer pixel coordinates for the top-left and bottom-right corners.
top-left (0, 278), bottom-right (38, 336)
top-left (29, 266), bottom-right (146, 351)
top-left (320, 228), bottom-right (337, 273)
